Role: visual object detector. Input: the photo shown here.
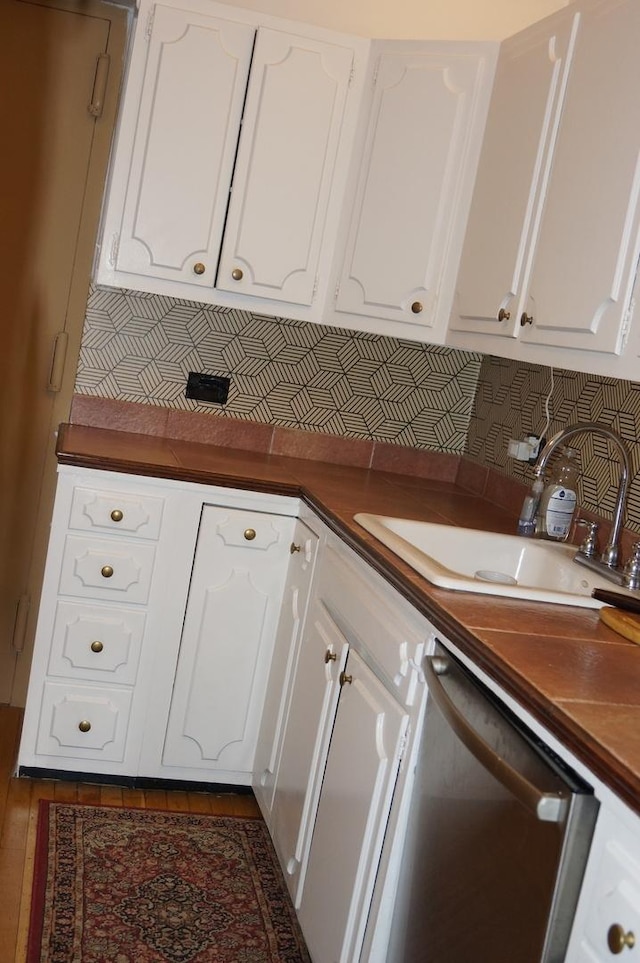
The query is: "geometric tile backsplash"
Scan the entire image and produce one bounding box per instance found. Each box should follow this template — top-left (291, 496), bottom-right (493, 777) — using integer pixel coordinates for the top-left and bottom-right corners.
top-left (76, 287), bottom-right (640, 533)
top-left (468, 355), bottom-right (640, 533)
top-left (76, 286), bottom-right (482, 453)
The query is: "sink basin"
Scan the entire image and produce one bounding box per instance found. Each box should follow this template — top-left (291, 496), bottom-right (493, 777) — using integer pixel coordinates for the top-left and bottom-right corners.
top-left (354, 513), bottom-right (625, 608)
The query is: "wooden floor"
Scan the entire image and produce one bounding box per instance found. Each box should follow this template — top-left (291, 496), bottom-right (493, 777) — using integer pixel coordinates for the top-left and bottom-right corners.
top-left (0, 706), bottom-right (260, 962)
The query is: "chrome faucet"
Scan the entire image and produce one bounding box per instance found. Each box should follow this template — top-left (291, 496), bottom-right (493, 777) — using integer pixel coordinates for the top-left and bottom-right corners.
top-left (533, 422), bottom-right (631, 578)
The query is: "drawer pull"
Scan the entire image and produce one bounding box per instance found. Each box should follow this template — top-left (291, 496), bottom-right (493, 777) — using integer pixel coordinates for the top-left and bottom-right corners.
top-left (101, 565), bottom-right (114, 579)
top-left (290, 542), bottom-right (301, 554)
top-left (193, 262), bottom-right (206, 275)
top-left (497, 308), bottom-right (511, 322)
top-left (244, 528), bottom-right (256, 541)
top-left (110, 509), bottom-right (124, 522)
top-left (324, 649), bottom-right (337, 664)
top-left (608, 924), bottom-right (636, 954)
top-left (90, 640), bottom-right (104, 653)
top-left (410, 301), bottom-right (423, 314)
top-left (231, 267), bottom-right (243, 281)
top-left (339, 671), bottom-right (353, 686)
top-left (78, 720), bottom-right (92, 733)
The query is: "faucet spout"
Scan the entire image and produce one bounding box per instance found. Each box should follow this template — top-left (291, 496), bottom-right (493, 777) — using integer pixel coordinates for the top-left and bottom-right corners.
top-left (534, 422), bottom-right (631, 569)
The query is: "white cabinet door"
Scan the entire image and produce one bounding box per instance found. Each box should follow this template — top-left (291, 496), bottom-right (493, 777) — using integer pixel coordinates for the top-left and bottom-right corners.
top-left (253, 517), bottom-right (319, 823)
top-left (298, 649), bottom-right (408, 963)
top-left (110, 2), bottom-right (255, 287)
top-left (521, 0), bottom-right (640, 356)
top-left (332, 41), bottom-right (496, 341)
top-left (269, 596), bottom-right (348, 905)
top-left (161, 504), bottom-right (295, 779)
top-left (216, 29), bottom-right (354, 306)
top-left (451, 8), bottom-right (579, 339)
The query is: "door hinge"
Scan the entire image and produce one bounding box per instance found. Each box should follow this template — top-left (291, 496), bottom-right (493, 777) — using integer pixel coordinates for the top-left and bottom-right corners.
top-left (312, 275), bottom-right (319, 302)
top-left (349, 60), bottom-right (355, 87)
top-left (11, 595), bottom-right (30, 653)
top-left (334, 280), bottom-right (341, 303)
top-left (621, 296), bottom-right (635, 349)
top-left (48, 331), bottom-right (69, 393)
top-left (372, 57), bottom-right (381, 86)
top-left (109, 233), bottom-right (120, 268)
top-left (145, 7), bottom-right (155, 41)
top-left (88, 53), bottom-right (110, 119)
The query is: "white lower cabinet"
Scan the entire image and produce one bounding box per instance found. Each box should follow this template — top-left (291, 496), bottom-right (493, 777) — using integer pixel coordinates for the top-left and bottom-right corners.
top-left (298, 649), bottom-right (408, 963)
top-left (18, 466), bottom-right (299, 783)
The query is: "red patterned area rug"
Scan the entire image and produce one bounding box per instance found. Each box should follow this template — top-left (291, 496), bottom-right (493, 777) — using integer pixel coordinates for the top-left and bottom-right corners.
top-left (28, 801), bottom-right (311, 963)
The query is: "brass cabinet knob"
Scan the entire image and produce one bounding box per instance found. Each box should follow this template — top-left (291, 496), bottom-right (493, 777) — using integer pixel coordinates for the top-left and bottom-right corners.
top-left (608, 924), bottom-right (636, 954)
top-left (231, 267), bottom-right (243, 281)
top-left (324, 649), bottom-right (337, 664)
top-left (339, 671), bottom-right (353, 686)
top-left (90, 640), bottom-right (104, 653)
top-left (101, 565), bottom-right (114, 578)
top-left (78, 720), bottom-right (92, 733)
top-left (193, 262), bottom-right (206, 275)
top-left (290, 542), bottom-right (301, 554)
top-left (110, 509), bottom-right (123, 522)
top-left (497, 308), bottom-right (511, 322)
top-left (520, 312), bottom-right (534, 326)
top-left (244, 528), bottom-right (256, 541)
top-left (410, 301), bottom-right (423, 314)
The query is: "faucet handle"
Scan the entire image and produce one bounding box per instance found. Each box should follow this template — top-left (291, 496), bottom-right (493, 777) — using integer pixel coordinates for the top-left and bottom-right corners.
top-left (574, 518), bottom-right (599, 558)
top-left (622, 542), bottom-right (640, 591)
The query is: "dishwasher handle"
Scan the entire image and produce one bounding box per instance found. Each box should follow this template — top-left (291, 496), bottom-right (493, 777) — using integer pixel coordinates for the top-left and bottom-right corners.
top-left (425, 654), bottom-right (568, 823)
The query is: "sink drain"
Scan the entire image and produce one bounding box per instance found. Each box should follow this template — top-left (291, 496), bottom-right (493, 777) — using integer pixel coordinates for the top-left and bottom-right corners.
top-left (474, 569), bottom-right (518, 585)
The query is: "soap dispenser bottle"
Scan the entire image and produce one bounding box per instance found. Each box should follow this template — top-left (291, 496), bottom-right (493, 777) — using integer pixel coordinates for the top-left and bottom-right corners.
top-left (537, 446), bottom-right (580, 541)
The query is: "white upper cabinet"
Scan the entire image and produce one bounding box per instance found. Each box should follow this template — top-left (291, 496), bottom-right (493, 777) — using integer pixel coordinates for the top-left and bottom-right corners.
top-left (109, 5), bottom-right (255, 288)
top-left (329, 41), bottom-right (497, 342)
top-left (216, 29), bottom-right (354, 305)
top-left (449, 0), bottom-right (640, 377)
top-left (450, 8), bottom-right (579, 340)
top-left (95, 0), bottom-right (367, 320)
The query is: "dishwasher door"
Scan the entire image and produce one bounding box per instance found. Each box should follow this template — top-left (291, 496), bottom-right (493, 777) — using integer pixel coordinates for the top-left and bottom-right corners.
top-left (386, 643), bottom-right (598, 963)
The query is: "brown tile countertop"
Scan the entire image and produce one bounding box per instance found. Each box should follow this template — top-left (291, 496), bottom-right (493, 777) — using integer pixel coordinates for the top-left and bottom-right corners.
top-left (56, 422), bottom-right (640, 816)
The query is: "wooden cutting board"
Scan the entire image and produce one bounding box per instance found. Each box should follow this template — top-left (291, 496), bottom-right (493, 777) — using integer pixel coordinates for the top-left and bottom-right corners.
top-left (599, 606), bottom-right (640, 644)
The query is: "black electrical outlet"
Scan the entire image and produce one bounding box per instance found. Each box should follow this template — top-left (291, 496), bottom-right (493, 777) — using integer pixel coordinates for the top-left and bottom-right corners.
top-left (185, 372), bottom-right (230, 405)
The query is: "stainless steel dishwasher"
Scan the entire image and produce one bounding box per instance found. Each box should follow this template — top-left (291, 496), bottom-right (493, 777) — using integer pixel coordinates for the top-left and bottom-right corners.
top-left (385, 642), bottom-right (599, 963)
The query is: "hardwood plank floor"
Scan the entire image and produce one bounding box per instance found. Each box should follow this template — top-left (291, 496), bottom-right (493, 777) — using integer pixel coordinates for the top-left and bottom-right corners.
top-left (0, 706), bottom-right (260, 962)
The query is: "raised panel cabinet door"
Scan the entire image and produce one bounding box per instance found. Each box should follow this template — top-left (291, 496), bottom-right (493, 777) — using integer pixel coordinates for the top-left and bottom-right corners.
top-left (334, 44), bottom-right (495, 332)
top-left (451, 9), bottom-right (580, 338)
top-left (253, 518), bottom-right (319, 823)
top-left (297, 650), bottom-right (408, 963)
top-left (113, 3), bottom-right (255, 286)
top-left (521, 0), bottom-right (640, 354)
top-left (269, 597), bottom-right (348, 906)
top-left (216, 28), bottom-right (354, 305)
top-left (161, 505), bottom-right (295, 776)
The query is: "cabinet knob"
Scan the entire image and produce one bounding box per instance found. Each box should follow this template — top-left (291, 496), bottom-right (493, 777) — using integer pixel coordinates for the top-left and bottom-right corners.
top-left (410, 301), bottom-right (423, 314)
top-left (608, 924), bottom-right (636, 954)
top-left (231, 267), bottom-right (243, 281)
top-left (290, 542), bottom-right (301, 554)
top-left (101, 564), bottom-right (114, 579)
top-left (339, 671), bottom-right (353, 686)
top-left (193, 262), bottom-right (206, 275)
top-left (90, 640), bottom-right (104, 653)
top-left (520, 312), bottom-right (534, 326)
top-left (497, 308), bottom-right (511, 322)
top-left (78, 720), bottom-right (92, 733)
top-left (324, 649), bottom-right (337, 664)
top-left (110, 509), bottom-right (123, 522)
top-left (244, 528), bottom-right (256, 541)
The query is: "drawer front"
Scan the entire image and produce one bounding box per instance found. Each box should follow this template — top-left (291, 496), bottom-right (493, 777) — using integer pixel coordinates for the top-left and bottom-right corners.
top-left (69, 486), bottom-right (164, 539)
top-left (58, 535), bottom-right (156, 603)
top-left (47, 601), bottom-right (146, 684)
top-left (36, 682), bottom-right (133, 762)
top-left (318, 543), bottom-right (426, 704)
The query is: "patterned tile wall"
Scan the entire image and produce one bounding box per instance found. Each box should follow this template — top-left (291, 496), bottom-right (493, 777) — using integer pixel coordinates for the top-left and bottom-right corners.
top-left (468, 356), bottom-right (640, 533)
top-left (76, 287), bottom-right (482, 453)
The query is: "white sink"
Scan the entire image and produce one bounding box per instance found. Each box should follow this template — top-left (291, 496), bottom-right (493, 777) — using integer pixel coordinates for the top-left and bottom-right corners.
top-left (354, 513), bottom-right (622, 608)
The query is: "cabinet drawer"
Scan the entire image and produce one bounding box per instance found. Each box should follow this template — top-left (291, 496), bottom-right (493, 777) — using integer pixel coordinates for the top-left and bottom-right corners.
top-left (36, 682), bottom-right (132, 762)
top-left (47, 601), bottom-right (146, 684)
top-left (318, 543), bottom-right (426, 703)
top-left (69, 486), bottom-right (164, 539)
top-left (58, 535), bottom-right (156, 604)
